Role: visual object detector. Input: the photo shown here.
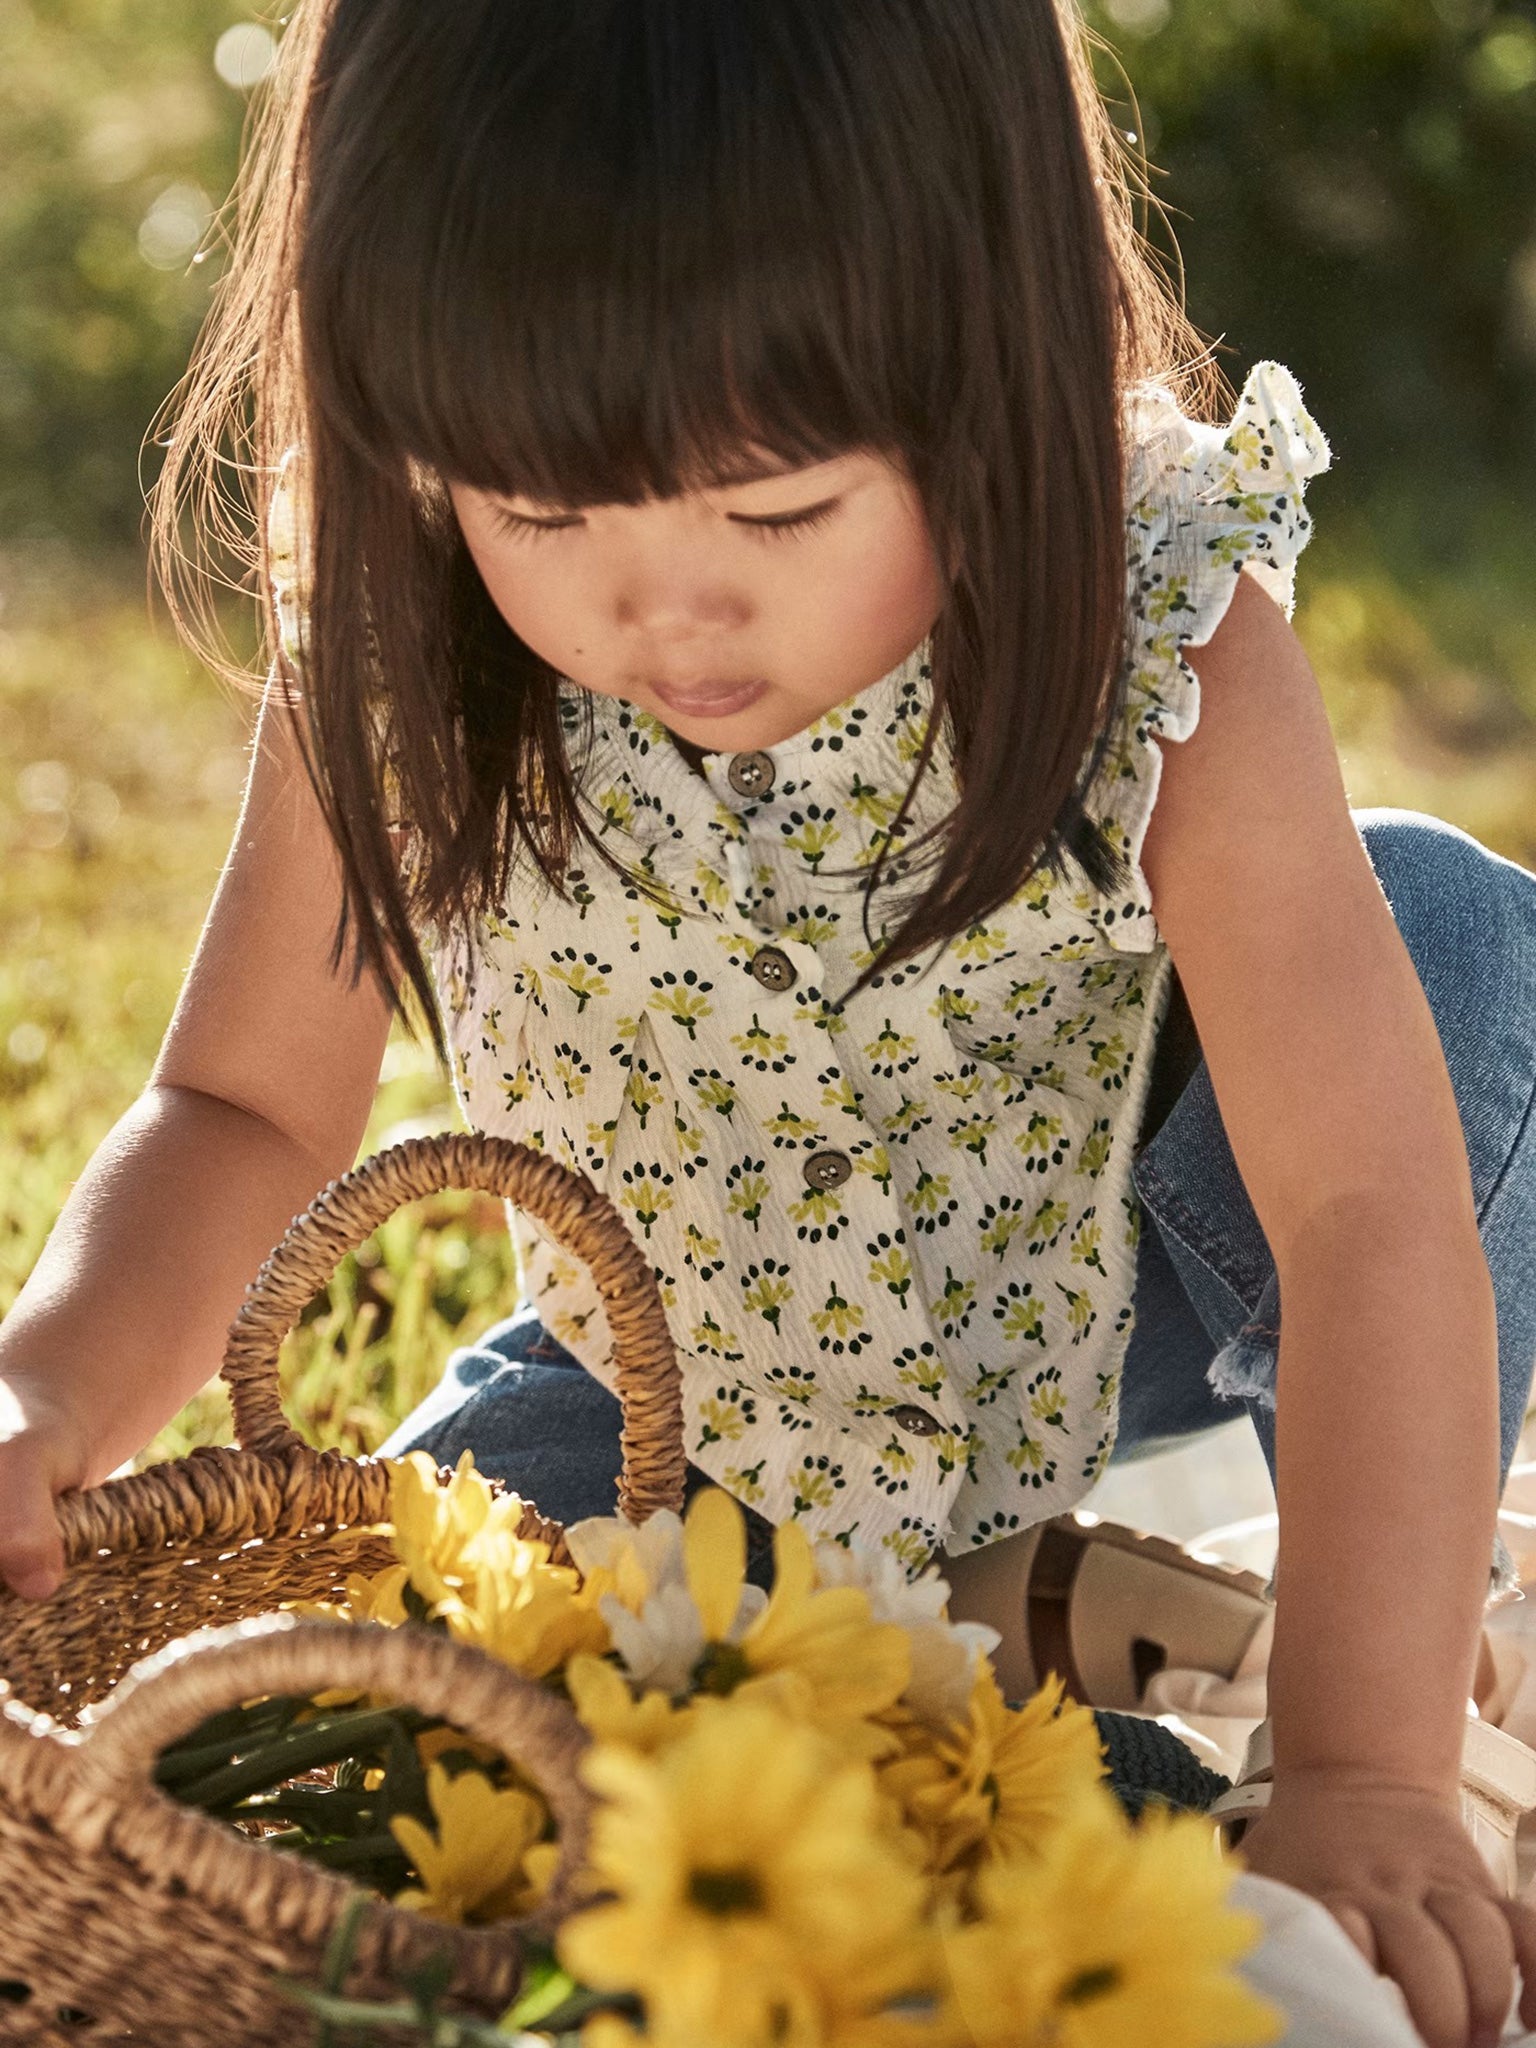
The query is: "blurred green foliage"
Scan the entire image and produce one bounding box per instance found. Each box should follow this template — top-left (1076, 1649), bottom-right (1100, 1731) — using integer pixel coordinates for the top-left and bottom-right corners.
top-left (4, 0), bottom-right (1535, 552)
top-left (1088, 0), bottom-right (1536, 488)
top-left (1, 0), bottom-right (248, 552)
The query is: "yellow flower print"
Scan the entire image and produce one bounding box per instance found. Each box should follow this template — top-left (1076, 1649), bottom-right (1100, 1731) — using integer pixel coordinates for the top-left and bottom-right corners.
top-left (722, 1459), bottom-right (768, 1506)
top-left (930, 987), bottom-right (977, 1027)
top-left (732, 1018), bottom-right (791, 1068)
top-left (691, 1311), bottom-right (743, 1360)
top-left (821, 1073), bottom-right (863, 1118)
top-left (935, 1067), bottom-right (984, 1104)
top-left (782, 813), bottom-right (840, 868)
top-left (951, 922), bottom-right (1011, 965)
top-left (547, 951), bottom-right (612, 1012)
top-left (867, 1241), bottom-right (912, 1302)
top-left (882, 1523), bottom-right (939, 1573)
top-left (624, 1065), bottom-right (664, 1120)
top-left (809, 1287), bottom-right (866, 1344)
top-left (1086, 1031), bottom-right (1129, 1088)
top-left (741, 1266), bottom-right (795, 1325)
top-left (763, 1102), bottom-right (819, 1143)
top-left (1029, 1379), bottom-right (1067, 1431)
top-left (698, 1393), bottom-right (750, 1443)
top-left (1069, 1214), bottom-right (1107, 1276)
top-left (787, 1184), bottom-right (846, 1232)
top-left (693, 859), bottom-right (731, 910)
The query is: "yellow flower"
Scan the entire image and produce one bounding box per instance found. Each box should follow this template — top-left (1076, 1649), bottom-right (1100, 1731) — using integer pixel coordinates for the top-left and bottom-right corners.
top-left (940, 1790), bottom-right (1283, 2048)
top-left (686, 1491), bottom-right (912, 1735)
top-left (566, 1652), bottom-right (696, 1755)
top-left (368, 1448), bottom-right (609, 1678)
top-left (559, 1697), bottom-right (939, 2048)
top-left (390, 1761), bottom-right (555, 1925)
top-left (389, 1449), bottom-right (529, 1607)
top-left (877, 1669), bottom-right (1105, 1880)
top-left (438, 1532), bottom-right (610, 1679)
top-left (286, 1561), bottom-right (412, 1631)
top-left (567, 1492), bottom-right (909, 1745)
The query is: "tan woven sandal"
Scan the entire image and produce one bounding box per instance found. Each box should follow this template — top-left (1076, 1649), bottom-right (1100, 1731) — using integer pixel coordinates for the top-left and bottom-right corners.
top-left (1208, 1712), bottom-right (1536, 1896)
top-left (937, 1510), bottom-right (1274, 1711)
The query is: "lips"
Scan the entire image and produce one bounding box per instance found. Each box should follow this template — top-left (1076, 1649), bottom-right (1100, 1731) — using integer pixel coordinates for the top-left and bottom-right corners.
top-left (646, 676), bottom-right (770, 720)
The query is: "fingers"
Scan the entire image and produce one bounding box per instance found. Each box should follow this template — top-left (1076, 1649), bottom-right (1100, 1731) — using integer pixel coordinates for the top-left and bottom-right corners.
top-left (1322, 1897), bottom-right (1379, 1970)
top-left (1369, 1899), bottom-right (1470, 2048)
top-left (1503, 1896), bottom-right (1536, 2031)
top-left (1424, 1887), bottom-right (1517, 2048)
top-left (0, 1442), bottom-right (67, 1600)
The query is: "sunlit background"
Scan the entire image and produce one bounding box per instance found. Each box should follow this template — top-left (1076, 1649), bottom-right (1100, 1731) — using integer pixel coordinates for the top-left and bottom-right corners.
top-left (2, 0), bottom-right (1533, 1475)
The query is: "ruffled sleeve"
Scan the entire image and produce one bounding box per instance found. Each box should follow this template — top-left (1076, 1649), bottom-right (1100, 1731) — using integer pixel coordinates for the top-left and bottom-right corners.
top-left (265, 444), bottom-right (311, 683)
top-left (1083, 358), bottom-right (1332, 955)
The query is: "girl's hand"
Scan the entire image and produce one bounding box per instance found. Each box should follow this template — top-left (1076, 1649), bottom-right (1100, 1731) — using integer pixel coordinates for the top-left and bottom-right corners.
top-left (0, 1377), bottom-right (89, 1600)
top-left (1238, 1768), bottom-right (1536, 2048)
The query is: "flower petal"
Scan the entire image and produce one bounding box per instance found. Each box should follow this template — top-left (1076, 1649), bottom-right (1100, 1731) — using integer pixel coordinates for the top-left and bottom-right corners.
top-left (684, 1488), bottom-right (748, 1643)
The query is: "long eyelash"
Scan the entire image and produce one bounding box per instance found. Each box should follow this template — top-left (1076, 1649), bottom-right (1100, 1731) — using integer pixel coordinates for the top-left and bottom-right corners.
top-left (485, 501), bottom-right (840, 543)
top-left (746, 504), bottom-right (839, 541)
top-left (487, 505), bottom-right (577, 543)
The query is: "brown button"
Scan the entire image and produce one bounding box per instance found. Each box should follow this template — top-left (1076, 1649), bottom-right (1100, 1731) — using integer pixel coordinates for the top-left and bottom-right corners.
top-left (750, 946), bottom-right (797, 993)
top-left (892, 1404), bottom-right (941, 1437)
top-left (728, 750), bottom-right (776, 799)
top-left (801, 1149), bottom-right (852, 1192)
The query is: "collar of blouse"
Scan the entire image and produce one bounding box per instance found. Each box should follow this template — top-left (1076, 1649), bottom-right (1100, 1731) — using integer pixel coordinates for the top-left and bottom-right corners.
top-left (554, 634), bottom-right (954, 937)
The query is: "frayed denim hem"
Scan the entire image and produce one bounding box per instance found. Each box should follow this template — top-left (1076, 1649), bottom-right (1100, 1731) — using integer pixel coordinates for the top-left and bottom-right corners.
top-left (1207, 1330), bottom-right (1278, 1412)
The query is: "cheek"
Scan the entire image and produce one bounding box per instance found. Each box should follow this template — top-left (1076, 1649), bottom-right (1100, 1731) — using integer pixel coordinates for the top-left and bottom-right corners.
top-left (831, 506), bottom-right (947, 639)
top-left (464, 530), bottom-right (581, 654)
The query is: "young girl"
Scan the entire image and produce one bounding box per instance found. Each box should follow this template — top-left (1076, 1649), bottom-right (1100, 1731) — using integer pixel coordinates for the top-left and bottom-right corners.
top-left (2, 0), bottom-right (1535, 2038)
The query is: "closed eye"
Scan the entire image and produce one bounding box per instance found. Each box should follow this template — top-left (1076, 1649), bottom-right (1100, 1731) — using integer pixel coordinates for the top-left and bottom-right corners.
top-left (734, 499), bottom-right (841, 540)
top-left (486, 497), bottom-right (843, 543)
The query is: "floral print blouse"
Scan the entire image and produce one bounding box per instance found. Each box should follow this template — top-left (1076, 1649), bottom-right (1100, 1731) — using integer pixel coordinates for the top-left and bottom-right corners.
top-left (276, 358), bottom-right (1332, 1569)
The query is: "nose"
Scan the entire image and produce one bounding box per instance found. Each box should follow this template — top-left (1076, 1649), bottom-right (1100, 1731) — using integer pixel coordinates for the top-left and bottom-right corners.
top-left (610, 520), bottom-right (753, 638)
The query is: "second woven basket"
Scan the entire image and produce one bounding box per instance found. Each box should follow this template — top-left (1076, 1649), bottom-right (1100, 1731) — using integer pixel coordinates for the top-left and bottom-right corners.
top-left (0, 1130), bottom-right (686, 2045)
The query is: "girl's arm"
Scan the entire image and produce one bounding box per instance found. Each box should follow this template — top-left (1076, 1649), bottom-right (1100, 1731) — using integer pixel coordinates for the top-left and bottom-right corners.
top-left (0, 680), bottom-right (395, 1598)
top-left (1143, 568), bottom-right (1536, 2047)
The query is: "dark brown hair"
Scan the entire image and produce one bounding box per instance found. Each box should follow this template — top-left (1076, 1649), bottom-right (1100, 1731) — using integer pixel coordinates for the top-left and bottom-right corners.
top-left (149, 0), bottom-right (1231, 1062)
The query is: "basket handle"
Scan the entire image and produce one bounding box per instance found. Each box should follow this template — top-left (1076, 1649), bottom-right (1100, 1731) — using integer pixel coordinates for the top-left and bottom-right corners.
top-left (221, 1130), bottom-right (686, 1526)
top-left (58, 1612), bottom-right (594, 1933)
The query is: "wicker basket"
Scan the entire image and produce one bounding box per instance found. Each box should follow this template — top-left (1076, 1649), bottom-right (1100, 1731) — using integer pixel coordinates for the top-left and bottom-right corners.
top-left (0, 1614), bottom-right (593, 2047)
top-left (0, 1130), bottom-right (686, 2044)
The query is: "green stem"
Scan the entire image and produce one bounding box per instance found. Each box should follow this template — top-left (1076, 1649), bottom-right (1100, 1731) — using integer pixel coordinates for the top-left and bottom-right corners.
top-left (172, 1707), bottom-right (437, 1813)
top-left (230, 1787), bottom-right (377, 1828)
top-left (154, 1696), bottom-right (308, 1787)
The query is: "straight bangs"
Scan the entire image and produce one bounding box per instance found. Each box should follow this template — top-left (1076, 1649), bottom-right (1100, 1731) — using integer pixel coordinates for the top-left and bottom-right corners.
top-left (151, 0), bottom-right (1228, 1060)
top-left (303, 0), bottom-right (921, 511)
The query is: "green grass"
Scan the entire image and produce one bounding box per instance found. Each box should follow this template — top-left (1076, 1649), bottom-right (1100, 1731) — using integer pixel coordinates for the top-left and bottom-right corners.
top-left (0, 576), bottom-right (517, 1468)
top-left (0, 494), bottom-right (1532, 1476)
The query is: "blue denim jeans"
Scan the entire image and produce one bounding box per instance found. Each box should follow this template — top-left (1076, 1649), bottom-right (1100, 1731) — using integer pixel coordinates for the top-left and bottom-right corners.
top-left (380, 809), bottom-right (1536, 1596)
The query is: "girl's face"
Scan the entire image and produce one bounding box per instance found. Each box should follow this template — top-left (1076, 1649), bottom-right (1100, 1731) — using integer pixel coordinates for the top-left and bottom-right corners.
top-left (449, 448), bottom-right (948, 753)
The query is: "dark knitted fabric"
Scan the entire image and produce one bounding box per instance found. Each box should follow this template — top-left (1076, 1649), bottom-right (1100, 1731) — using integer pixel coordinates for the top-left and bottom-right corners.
top-left (1093, 1710), bottom-right (1234, 1820)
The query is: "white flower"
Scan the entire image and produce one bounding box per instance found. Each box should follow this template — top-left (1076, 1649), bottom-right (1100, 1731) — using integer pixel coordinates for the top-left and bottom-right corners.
top-left (813, 1538), bottom-right (1001, 1731)
top-left (565, 1507), bottom-right (688, 1598)
top-left (566, 1506), bottom-right (767, 1695)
